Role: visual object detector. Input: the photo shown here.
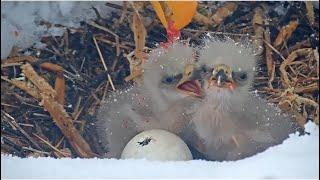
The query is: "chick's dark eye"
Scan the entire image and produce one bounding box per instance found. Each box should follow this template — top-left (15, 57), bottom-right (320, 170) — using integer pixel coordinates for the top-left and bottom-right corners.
top-left (233, 71), bottom-right (248, 83)
top-left (201, 65), bottom-right (208, 73)
top-left (162, 75), bottom-right (178, 84)
top-left (239, 73), bottom-right (247, 80)
top-left (165, 77), bottom-right (173, 83)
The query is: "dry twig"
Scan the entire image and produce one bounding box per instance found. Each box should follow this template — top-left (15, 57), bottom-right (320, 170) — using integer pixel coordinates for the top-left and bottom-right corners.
top-left (33, 133), bottom-right (70, 158)
top-left (2, 110), bottom-right (43, 150)
top-left (88, 21), bottom-right (120, 57)
top-left (93, 36), bottom-right (116, 91)
top-left (273, 20), bottom-right (299, 49)
top-left (18, 63), bottom-right (97, 158)
top-left (252, 7), bottom-right (265, 56)
top-left (280, 48), bottom-right (313, 88)
top-left (264, 20), bottom-right (275, 89)
top-left (211, 2), bottom-right (238, 26)
top-left (193, 11), bottom-right (214, 25)
top-left (305, 2), bottom-right (315, 26)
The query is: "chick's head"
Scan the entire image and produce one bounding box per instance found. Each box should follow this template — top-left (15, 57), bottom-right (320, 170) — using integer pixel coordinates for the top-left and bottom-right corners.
top-left (198, 36), bottom-right (256, 110)
top-left (142, 41), bottom-right (202, 112)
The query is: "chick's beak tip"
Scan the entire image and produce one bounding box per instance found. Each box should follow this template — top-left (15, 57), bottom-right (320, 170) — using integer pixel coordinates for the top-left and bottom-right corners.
top-left (217, 75), bottom-right (222, 87)
top-left (228, 83), bottom-right (236, 91)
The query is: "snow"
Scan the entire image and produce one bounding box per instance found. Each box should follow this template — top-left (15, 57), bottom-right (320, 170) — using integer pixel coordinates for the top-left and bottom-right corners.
top-left (1, 122), bottom-right (319, 179)
top-left (1, 1), bottom-right (121, 59)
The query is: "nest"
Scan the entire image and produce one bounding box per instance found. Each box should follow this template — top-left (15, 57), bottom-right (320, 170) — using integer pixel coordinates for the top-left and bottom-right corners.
top-left (1, 2), bottom-right (319, 158)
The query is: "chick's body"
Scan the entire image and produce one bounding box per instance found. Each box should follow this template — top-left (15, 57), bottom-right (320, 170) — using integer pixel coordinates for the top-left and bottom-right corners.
top-left (187, 37), bottom-right (303, 161)
top-left (97, 41), bottom-right (197, 158)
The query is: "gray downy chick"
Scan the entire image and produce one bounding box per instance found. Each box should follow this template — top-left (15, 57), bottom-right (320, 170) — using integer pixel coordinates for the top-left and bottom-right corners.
top-left (96, 41), bottom-right (203, 158)
top-left (185, 36), bottom-right (304, 161)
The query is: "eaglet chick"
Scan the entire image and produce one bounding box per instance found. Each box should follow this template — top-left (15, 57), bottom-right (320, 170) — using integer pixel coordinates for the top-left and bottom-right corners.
top-left (97, 41), bottom-right (203, 158)
top-left (184, 36), bottom-right (304, 161)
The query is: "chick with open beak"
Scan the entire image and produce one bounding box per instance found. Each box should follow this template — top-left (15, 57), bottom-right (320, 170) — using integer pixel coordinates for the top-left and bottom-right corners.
top-left (176, 64), bottom-right (204, 98)
top-left (185, 36), bottom-right (303, 161)
top-left (97, 40), bottom-right (202, 158)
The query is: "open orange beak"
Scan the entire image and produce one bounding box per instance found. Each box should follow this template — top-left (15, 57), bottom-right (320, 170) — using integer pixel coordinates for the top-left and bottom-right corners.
top-left (176, 64), bottom-right (204, 98)
top-left (177, 79), bottom-right (204, 98)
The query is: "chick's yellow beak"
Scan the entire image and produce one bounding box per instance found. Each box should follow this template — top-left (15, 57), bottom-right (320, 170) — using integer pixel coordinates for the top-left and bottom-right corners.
top-left (208, 64), bottom-right (236, 91)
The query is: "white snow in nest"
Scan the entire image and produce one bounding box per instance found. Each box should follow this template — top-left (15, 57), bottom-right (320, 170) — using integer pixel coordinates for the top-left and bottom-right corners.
top-left (1, 122), bottom-right (319, 179)
top-left (1, 1), bottom-right (122, 59)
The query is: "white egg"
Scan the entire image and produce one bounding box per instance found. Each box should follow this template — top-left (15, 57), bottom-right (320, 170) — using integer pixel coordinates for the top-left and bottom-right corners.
top-left (121, 129), bottom-right (193, 161)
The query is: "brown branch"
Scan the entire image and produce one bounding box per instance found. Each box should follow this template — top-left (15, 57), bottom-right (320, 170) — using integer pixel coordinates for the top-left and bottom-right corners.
top-left (279, 48), bottom-right (313, 88)
top-left (93, 36), bottom-right (116, 91)
top-left (131, 3), bottom-right (147, 62)
top-left (252, 7), bottom-right (265, 56)
top-left (273, 20), bottom-right (299, 48)
top-left (19, 63), bottom-right (97, 158)
top-left (294, 83), bottom-right (318, 93)
top-left (305, 2), bottom-right (315, 26)
top-left (1, 56), bottom-right (38, 66)
top-left (2, 110), bottom-right (43, 151)
top-left (193, 12), bottom-right (214, 25)
top-left (33, 133), bottom-right (70, 158)
top-left (264, 20), bottom-right (275, 89)
top-left (314, 48), bottom-right (319, 77)
top-left (1, 76), bottom-right (42, 100)
top-left (54, 72), bottom-right (65, 105)
top-left (21, 64), bottom-right (57, 98)
top-left (114, 1), bottom-right (128, 26)
top-left (88, 21), bottom-right (120, 57)
top-left (211, 2), bottom-right (238, 26)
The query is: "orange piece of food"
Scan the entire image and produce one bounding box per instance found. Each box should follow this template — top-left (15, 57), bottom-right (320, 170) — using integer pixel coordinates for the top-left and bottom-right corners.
top-left (151, 1), bottom-right (198, 30)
